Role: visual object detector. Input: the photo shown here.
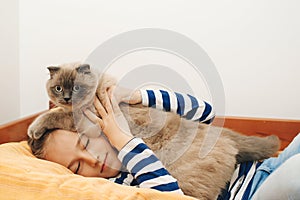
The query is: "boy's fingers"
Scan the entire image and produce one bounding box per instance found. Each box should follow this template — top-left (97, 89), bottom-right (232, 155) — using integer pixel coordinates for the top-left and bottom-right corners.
top-left (83, 109), bottom-right (98, 123)
top-left (107, 86), bottom-right (115, 99)
top-left (83, 109), bottom-right (104, 129)
top-left (103, 89), bottom-right (113, 113)
top-left (111, 92), bottom-right (122, 115)
top-left (94, 96), bottom-right (107, 117)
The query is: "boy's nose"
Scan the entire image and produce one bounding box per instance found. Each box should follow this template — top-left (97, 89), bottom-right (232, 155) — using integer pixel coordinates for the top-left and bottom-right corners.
top-left (83, 151), bottom-right (99, 167)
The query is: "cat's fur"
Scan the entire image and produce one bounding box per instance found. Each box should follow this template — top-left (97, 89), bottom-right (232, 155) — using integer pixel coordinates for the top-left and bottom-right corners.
top-left (28, 62), bottom-right (280, 199)
top-left (29, 63), bottom-right (103, 138)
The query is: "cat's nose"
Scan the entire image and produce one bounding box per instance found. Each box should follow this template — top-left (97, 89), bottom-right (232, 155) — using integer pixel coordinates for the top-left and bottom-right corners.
top-left (64, 97), bottom-right (71, 102)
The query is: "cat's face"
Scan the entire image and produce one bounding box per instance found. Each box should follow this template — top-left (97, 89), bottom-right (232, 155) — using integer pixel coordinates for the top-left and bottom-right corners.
top-left (46, 63), bottom-right (98, 109)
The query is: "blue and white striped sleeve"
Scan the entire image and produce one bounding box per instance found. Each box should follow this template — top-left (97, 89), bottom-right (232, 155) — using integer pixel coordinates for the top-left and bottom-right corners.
top-left (118, 137), bottom-right (183, 194)
top-left (221, 161), bottom-right (262, 200)
top-left (140, 89), bottom-right (215, 124)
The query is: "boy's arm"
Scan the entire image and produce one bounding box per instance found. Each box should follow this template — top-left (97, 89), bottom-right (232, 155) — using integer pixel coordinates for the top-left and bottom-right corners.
top-left (140, 89), bottom-right (215, 124)
top-left (117, 137), bottom-right (183, 194)
top-left (112, 86), bottom-right (215, 124)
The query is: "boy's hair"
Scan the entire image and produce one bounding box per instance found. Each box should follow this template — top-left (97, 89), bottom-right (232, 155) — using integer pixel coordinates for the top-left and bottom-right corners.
top-left (27, 129), bottom-right (57, 159)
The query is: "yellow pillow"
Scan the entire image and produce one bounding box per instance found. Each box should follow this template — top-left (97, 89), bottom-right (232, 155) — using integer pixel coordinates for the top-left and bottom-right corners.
top-left (0, 141), bottom-right (196, 200)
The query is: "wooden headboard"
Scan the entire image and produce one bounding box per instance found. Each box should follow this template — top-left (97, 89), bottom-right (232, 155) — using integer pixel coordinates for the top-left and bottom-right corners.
top-left (0, 112), bottom-right (44, 144)
top-left (212, 117), bottom-right (300, 150)
top-left (0, 112), bottom-right (300, 150)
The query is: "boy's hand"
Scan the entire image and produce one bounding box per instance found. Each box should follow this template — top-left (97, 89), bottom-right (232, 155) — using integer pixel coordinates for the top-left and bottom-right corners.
top-left (84, 89), bottom-right (133, 151)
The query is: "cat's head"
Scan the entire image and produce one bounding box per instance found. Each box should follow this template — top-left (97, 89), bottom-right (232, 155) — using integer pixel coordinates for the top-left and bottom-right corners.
top-left (46, 62), bottom-right (98, 109)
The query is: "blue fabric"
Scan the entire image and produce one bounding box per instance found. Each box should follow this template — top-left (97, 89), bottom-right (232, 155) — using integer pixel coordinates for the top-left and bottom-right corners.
top-left (144, 89), bottom-right (214, 124)
top-left (115, 139), bottom-right (181, 193)
top-left (202, 116), bottom-right (215, 124)
top-left (130, 178), bottom-right (139, 186)
top-left (175, 92), bottom-right (185, 116)
top-left (136, 168), bottom-right (170, 183)
top-left (131, 154), bottom-right (158, 176)
top-left (160, 90), bottom-right (171, 111)
top-left (241, 176), bottom-right (254, 200)
top-left (249, 133), bottom-right (300, 199)
top-left (115, 171), bottom-right (129, 184)
top-left (185, 94), bottom-right (198, 120)
top-left (146, 90), bottom-right (156, 108)
top-left (151, 181), bottom-right (181, 192)
top-left (218, 161), bottom-right (262, 200)
top-left (199, 102), bottom-right (212, 122)
top-left (122, 143), bottom-right (149, 167)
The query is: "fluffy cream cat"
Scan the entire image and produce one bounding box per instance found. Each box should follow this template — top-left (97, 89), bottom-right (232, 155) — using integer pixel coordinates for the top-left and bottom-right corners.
top-left (28, 62), bottom-right (280, 199)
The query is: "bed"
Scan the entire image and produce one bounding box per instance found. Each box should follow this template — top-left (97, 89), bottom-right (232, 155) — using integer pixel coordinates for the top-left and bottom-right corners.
top-left (0, 112), bottom-right (299, 200)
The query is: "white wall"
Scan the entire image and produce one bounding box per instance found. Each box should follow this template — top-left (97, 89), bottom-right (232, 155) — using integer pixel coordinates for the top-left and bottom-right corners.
top-left (0, 0), bottom-right (20, 124)
top-left (2, 0), bottom-right (300, 124)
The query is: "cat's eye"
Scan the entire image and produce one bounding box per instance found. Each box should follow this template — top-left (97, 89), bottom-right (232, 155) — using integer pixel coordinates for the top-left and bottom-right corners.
top-left (55, 86), bottom-right (63, 92)
top-left (73, 85), bottom-right (80, 92)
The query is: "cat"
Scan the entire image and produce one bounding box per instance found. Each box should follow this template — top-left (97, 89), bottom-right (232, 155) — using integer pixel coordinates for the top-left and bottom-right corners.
top-left (28, 62), bottom-right (110, 139)
top-left (28, 62), bottom-right (280, 199)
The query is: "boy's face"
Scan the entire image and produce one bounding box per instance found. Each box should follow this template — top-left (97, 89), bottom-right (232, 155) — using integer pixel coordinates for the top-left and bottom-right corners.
top-left (44, 129), bottom-right (122, 178)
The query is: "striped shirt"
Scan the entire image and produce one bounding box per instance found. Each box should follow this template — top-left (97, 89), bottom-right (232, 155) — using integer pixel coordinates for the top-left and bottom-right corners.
top-left (108, 89), bottom-right (214, 193)
top-left (140, 89), bottom-right (215, 124)
top-left (109, 138), bottom-right (183, 194)
top-left (218, 161), bottom-right (262, 200)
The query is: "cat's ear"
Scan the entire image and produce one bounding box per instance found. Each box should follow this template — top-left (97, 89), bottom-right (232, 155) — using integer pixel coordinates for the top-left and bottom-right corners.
top-left (47, 66), bottom-right (61, 78)
top-left (76, 64), bottom-right (91, 74)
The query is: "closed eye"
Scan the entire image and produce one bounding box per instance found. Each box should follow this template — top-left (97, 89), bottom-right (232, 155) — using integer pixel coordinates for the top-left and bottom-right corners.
top-left (84, 138), bottom-right (90, 149)
top-left (72, 135), bottom-right (89, 174)
top-left (79, 134), bottom-right (90, 150)
top-left (74, 161), bottom-right (81, 174)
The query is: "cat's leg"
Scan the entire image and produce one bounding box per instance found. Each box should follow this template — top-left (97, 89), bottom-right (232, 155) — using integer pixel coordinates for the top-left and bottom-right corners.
top-left (27, 108), bottom-right (75, 139)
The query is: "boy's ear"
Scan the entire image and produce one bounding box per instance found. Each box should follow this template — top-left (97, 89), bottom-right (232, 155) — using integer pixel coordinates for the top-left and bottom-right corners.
top-left (76, 64), bottom-right (91, 74)
top-left (47, 66), bottom-right (61, 78)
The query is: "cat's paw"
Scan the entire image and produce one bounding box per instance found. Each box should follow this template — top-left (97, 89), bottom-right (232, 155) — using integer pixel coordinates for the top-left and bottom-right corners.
top-left (27, 123), bottom-right (48, 140)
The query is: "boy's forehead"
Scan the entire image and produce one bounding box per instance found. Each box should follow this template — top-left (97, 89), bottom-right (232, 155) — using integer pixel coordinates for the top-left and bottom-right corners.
top-left (44, 130), bottom-right (79, 166)
top-left (48, 130), bottom-right (78, 148)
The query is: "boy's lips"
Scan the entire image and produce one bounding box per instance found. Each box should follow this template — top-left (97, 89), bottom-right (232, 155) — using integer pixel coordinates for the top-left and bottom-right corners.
top-left (100, 153), bottom-right (108, 173)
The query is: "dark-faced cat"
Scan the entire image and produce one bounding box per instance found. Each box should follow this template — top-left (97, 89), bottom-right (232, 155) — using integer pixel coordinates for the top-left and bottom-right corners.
top-left (28, 62), bottom-right (106, 138)
top-left (28, 62), bottom-right (280, 199)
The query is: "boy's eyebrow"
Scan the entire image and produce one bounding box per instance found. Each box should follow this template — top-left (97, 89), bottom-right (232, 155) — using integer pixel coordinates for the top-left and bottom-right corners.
top-left (67, 137), bottom-right (81, 169)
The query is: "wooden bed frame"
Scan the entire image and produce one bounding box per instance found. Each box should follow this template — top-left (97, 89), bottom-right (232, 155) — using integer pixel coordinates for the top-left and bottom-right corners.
top-left (0, 111), bottom-right (300, 150)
